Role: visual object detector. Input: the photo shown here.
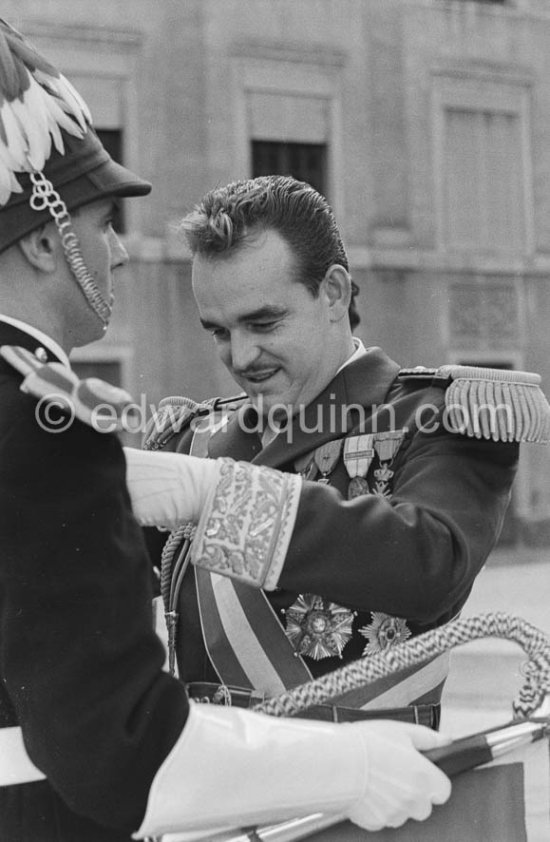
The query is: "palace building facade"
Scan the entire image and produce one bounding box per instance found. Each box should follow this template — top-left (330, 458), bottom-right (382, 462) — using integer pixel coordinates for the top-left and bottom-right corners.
top-left (7, 0), bottom-right (550, 543)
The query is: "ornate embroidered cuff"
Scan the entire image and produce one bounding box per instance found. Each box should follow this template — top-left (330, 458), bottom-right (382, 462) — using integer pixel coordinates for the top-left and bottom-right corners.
top-left (190, 459), bottom-right (302, 591)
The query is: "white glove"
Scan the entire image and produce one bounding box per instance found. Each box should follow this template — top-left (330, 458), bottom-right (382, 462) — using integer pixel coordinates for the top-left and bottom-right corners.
top-left (134, 702), bottom-right (451, 839)
top-left (123, 447), bottom-right (220, 528)
top-left (125, 448), bottom-right (301, 589)
top-left (350, 719), bottom-right (452, 830)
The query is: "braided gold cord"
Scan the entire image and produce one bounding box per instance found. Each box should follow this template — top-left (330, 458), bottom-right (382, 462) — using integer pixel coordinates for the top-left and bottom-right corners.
top-left (254, 612), bottom-right (550, 720)
top-left (159, 522), bottom-right (196, 677)
top-left (160, 522), bottom-right (196, 608)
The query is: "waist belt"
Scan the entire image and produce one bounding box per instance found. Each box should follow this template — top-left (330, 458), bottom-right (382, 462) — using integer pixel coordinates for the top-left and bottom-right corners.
top-left (0, 727), bottom-right (45, 786)
top-left (187, 682), bottom-right (441, 729)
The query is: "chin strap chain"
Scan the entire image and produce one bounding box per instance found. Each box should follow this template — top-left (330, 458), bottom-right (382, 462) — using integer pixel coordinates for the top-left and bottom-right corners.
top-left (29, 172), bottom-right (111, 327)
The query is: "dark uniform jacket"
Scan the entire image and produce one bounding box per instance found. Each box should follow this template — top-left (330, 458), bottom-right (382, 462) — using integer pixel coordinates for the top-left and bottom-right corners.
top-left (0, 323), bottom-right (189, 842)
top-left (149, 347), bottom-right (520, 693)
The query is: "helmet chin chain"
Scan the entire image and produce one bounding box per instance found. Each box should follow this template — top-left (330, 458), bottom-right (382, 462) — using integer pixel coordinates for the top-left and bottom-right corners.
top-left (29, 172), bottom-right (112, 329)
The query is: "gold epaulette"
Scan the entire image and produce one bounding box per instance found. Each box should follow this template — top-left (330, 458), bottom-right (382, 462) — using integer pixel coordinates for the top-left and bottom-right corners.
top-left (0, 345), bottom-right (136, 433)
top-left (143, 392), bottom-right (247, 451)
top-left (432, 364), bottom-right (550, 444)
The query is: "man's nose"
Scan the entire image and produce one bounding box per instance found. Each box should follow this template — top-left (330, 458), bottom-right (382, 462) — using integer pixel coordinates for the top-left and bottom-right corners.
top-left (110, 229), bottom-right (129, 268)
top-left (229, 331), bottom-right (260, 372)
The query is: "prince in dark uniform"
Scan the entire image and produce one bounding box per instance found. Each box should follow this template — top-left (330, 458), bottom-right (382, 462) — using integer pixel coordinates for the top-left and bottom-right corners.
top-left (144, 175), bottom-right (549, 730)
top-left (0, 19), bottom-right (454, 842)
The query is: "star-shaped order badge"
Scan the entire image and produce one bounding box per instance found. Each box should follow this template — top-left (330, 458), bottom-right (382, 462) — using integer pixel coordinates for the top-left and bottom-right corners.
top-left (284, 594), bottom-right (354, 660)
top-left (359, 611), bottom-right (411, 657)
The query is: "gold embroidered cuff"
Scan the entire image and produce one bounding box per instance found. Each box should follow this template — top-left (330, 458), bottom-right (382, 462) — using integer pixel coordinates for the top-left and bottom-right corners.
top-left (190, 459), bottom-right (302, 591)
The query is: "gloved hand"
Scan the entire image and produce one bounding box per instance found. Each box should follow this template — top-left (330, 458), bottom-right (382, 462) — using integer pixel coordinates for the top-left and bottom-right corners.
top-left (350, 720), bottom-right (451, 830)
top-left (124, 447), bottom-right (302, 590)
top-left (123, 447), bottom-right (220, 528)
top-left (134, 703), bottom-right (452, 839)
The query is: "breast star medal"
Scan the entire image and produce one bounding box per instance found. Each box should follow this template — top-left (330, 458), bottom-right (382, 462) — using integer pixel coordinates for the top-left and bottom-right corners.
top-left (283, 594), bottom-right (354, 660)
top-left (358, 612), bottom-right (411, 657)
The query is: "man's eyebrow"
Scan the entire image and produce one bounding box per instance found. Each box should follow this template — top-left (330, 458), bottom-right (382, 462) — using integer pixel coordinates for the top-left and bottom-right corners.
top-left (200, 305), bottom-right (287, 331)
top-left (239, 305), bottom-right (287, 322)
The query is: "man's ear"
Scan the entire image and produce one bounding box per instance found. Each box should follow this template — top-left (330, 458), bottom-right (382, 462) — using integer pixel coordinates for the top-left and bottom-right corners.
top-left (321, 264), bottom-right (352, 321)
top-left (16, 223), bottom-right (59, 273)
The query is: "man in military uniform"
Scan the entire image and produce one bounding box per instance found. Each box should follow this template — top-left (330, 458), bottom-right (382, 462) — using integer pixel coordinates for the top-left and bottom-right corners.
top-left (143, 174), bottom-right (549, 732)
top-left (0, 19), bottom-right (454, 842)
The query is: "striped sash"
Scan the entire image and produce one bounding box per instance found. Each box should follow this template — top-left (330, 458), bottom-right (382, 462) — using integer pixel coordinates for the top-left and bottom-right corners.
top-left (331, 651), bottom-right (449, 710)
top-left (196, 570), bottom-right (312, 694)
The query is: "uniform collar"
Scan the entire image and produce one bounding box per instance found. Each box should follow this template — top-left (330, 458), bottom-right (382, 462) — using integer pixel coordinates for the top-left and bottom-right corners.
top-left (0, 316), bottom-right (70, 367)
top-left (208, 346), bottom-right (401, 468)
top-left (336, 337), bottom-right (368, 374)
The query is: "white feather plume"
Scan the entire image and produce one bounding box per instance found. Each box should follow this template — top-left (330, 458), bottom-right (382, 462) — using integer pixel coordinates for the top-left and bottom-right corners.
top-left (0, 19), bottom-right (92, 206)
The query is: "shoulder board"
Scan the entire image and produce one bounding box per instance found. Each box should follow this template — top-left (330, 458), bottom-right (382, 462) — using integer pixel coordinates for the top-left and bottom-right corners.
top-left (432, 364), bottom-right (550, 444)
top-left (398, 366), bottom-right (438, 380)
top-left (0, 345), bottom-right (135, 433)
top-left (1, 344), bottom-right (45, 378)
top-left (143, 392), bottom-right (247, 451)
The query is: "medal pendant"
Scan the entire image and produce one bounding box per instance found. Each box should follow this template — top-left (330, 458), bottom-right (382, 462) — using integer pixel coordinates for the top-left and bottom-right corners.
top-left (294, 453), bottom-right (319, 481)
top-left (347, 476), bottom-right (370, 499)
top-left (373, 430), bottom-right (405, 463)
top-left (313, 440), bottom-right (343, 487)
top-left (303, 463), bottom-right (319, 480)
top-left (373, 464), bottom-right (394, 497)
top-left (371, 431), bottom-right (405, 499)
top-left (343, 435), bottom-right (374, 497)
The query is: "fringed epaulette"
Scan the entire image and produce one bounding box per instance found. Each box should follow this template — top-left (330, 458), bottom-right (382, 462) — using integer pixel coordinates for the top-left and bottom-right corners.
top-left (432, 364), bottom-right (550, 444)
top-left (143, 392), bottom-right (247, 451)
top-left (0, 345), bottom-right (135, 433)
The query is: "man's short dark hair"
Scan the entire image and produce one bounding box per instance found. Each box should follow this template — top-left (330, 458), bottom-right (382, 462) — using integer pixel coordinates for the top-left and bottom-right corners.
top-left (180, 175), bottom-right (360, 329)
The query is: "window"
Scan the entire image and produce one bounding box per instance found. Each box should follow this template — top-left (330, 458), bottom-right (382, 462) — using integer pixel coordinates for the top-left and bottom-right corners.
top-left (71, 359), bottom-right (122, 387)
top-left (432, 71), bottom-right (533, 256)
top-left (71, 351), bottom-right (138, 445)
top-left (252, 141), bottom-right (327, 196)
top-left (443, 108), bottom-right (525, 252)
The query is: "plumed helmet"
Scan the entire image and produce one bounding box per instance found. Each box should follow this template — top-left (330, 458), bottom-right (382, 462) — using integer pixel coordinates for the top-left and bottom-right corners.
top-left (0, 18), bottom-right (151, 324)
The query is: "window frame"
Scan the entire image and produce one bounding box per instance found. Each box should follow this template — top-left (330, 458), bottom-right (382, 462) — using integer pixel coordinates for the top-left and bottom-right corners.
top-left (251, 139), bottom-right (328, 195)
top-left (432, 67), bottom-right (534, 257)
